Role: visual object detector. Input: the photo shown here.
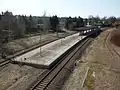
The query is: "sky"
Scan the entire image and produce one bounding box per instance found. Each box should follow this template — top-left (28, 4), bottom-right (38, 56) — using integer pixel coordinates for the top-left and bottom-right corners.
top-left (0, 0), bottom-right (120, 18)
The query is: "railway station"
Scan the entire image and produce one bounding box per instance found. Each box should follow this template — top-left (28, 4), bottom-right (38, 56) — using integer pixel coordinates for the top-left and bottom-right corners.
top-left (12, 26), bottom-right (100, 68)
top-left (1, 1), bottom-right (120, 90)
top-left (13, 33), bottom-right (86, 68)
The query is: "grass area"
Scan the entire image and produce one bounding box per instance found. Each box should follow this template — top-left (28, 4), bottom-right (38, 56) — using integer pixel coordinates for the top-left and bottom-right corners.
top-left (84, 67), bottom-right (94, 90)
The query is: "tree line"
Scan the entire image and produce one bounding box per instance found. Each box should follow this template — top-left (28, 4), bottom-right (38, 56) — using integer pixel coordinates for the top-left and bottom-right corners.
top-left (65, 15), bottom-right (120, 30)
top-left (0, 11), bottom-right (120, 44)
top-left (0, 11), bottom-right (50, 42)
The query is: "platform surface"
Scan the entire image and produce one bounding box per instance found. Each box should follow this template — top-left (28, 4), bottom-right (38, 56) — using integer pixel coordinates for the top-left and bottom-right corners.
top-left (13, 33), bottom-right (86, 67)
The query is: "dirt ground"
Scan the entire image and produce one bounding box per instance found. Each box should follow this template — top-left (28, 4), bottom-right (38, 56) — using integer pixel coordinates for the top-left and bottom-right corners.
top-left (111, 30), bottom-right (120, 47)
top-left (62, 28), bottom-right (120, 90)
top-left (0, 63), bottom-right (46, 90)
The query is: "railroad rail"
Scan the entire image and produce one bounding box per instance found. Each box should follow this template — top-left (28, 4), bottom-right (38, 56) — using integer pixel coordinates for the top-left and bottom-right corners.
top-left (0, 59), bottom-right (10, 67)
top-left (29, 37), bottom-right (93, 90)
top-left (0, 33), bottom-right (77, 68)
top-left (0, 28), bottom-right (101, 68)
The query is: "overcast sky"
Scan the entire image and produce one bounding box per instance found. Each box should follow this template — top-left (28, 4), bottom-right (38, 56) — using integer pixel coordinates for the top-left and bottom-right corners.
top-left (0, 0), bottom-right (120, 18)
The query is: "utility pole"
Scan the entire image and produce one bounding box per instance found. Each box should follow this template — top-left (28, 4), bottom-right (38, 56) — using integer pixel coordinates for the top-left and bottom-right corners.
top-left (38, 10), bottom-right (46, 56)
top-left (56, 25), bottom-right (59, 38)
top-left (43, 10), bottom-right (46, 34)
top-left (40, 27), bottom-right (42, 56)
top-left (37, 24), bottom-right (42, 56)
top-left (37, 11), bottom-right (46, 56)
top-left (8, 20), bottom-right (11, 41)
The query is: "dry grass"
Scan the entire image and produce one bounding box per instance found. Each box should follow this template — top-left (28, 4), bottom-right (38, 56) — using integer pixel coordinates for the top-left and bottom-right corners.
top-left (84, 68), bottom-right (94, 90)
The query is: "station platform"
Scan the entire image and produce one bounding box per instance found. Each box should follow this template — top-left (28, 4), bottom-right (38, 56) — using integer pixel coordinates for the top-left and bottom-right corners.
top-left (13, 33), bottom-right (86, 68)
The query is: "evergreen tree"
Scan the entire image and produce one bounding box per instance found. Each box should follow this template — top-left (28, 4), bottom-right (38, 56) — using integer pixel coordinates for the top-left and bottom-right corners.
top-left (50, 15), bottom-right (59, 32)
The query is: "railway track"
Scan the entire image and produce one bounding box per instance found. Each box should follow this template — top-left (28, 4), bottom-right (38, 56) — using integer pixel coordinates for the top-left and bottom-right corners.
top-left (0, 59), bottom-right (10, 67)
top-left (0, 33), bottom-right (78, 68)
top-left (29, 37), bottom-right (92, 90)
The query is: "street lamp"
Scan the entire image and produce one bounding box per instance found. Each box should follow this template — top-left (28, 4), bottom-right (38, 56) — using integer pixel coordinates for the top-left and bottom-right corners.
top-left (56, 25), bottom-right (62, 45)
top-left (37, 24), bottom-right (42, 56)
top-left (56, 24), bottom-right (59, 38)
